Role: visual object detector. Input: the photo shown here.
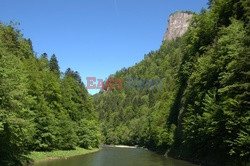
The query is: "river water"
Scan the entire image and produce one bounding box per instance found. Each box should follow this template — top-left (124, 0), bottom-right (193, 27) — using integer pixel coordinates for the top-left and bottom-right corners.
top-left (34, 146), bottom-right (196, 166)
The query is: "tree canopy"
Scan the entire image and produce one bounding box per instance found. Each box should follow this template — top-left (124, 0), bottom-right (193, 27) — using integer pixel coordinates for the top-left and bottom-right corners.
top-left (0, 23), bottom-right (101, 165)
top-left (0, 0), bottom-right (249, 165)
top-left (94, 0), bottom-right (250, 165)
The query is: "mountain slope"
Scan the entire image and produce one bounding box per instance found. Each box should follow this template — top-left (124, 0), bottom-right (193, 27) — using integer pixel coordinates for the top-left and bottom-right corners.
top-left (94, 0), bottom-right (250, 165)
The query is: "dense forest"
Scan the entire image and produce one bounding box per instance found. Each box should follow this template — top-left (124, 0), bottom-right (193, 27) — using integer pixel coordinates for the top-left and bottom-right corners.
top-left (94, 0), bottom-right (250, 165)
top-left (0, 0), bottom-right (249, 166)
top-left (0, 23), bottom-right (101, 165)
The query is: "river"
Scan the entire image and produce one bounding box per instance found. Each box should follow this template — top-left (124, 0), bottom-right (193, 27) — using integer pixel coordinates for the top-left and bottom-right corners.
top-left (34, 146), bottom-right (196, 166)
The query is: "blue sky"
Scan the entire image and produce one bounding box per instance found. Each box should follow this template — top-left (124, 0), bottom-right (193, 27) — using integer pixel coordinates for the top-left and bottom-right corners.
top-left (0, 0), bottom-right (208, 94)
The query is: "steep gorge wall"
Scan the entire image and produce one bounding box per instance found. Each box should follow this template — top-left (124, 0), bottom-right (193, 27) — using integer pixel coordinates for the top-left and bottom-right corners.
top-left (163, 12), bottom-right (193, 41)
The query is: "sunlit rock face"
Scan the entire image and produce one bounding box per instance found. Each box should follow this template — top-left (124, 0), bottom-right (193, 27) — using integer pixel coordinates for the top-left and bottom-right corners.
top-left (163, 12), bottom-right (193, 41)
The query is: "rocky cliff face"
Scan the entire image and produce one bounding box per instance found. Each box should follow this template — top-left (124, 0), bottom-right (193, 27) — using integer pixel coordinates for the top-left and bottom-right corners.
top-left (163, 12), bottom-right (193, 41)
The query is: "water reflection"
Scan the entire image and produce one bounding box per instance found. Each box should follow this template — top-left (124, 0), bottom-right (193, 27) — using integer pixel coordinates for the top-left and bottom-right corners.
top-left (34, 147), bottom-right (196, 166)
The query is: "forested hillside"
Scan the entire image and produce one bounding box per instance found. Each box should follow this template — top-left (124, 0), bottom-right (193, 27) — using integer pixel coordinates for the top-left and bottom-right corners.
top-left (94, 0), bottom-right (250, 165)
top-left (0, 0), bottom-right (249, 166)
top-left (0, 23), bottom-right (101, 165)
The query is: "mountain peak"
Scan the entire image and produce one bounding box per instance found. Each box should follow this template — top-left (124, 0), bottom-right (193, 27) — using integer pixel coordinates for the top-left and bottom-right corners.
top-left (163, 11), bottom-right (193, 41)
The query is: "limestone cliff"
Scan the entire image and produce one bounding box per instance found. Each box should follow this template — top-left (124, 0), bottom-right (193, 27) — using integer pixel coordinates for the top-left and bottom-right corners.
top-left (163, 12), bottom-right (193, 41)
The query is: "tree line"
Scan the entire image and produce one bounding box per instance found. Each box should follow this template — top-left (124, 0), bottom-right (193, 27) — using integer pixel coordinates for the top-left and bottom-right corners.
top-left (0, 23), bottom-right (101, 165)
top-left (0, 0), bottom-right (249, 165)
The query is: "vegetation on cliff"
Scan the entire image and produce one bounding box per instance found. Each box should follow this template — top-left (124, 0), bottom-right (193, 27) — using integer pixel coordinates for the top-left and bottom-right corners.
top-left (0, 0), bottom-right (249, 165)
top-left (94, 0), bottom-right (250, 165)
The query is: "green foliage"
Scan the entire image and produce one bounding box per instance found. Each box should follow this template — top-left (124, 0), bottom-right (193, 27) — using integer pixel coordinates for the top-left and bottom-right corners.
top-left (49, 54), bottom-right (60, 76)
top-left (94, 38), bottom-right (183, 150)
top-left (95, 0), bottom-right (250, 165)
top-left (0, 0), bottom-right (249, 165)
top-left (77, 119), bottom-right (101, 149)
top-left (169, 1), bottom-right (250, 165)
top-left (178, 18), bottom-right (250, 165)
top-left (0, 24), bottom-right (36, 165)
top-left (0, 22), bottom-right (101, 165)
